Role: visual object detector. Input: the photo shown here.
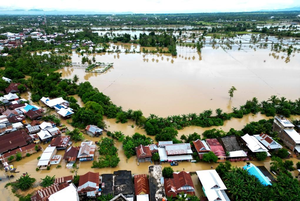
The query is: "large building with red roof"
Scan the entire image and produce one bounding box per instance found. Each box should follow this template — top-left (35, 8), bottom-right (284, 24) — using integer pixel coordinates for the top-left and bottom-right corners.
top-left (164, 171), bottom-right (195, 198)
top-left (206, 138), bottom-right (226, 160)
top-left (0, 129), bottom-right (32, 154)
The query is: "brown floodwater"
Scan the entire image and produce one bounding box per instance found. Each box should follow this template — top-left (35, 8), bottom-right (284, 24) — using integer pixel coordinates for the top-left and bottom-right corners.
top-left (58, 45), bottom-right (300, 117)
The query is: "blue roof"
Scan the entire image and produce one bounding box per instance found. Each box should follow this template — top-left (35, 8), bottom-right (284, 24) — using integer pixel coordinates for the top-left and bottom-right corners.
top-left (54, 104), bottom-right (64, 109)
top-left (24, 105), bottom-right (38, 112)
top-left (243, 163), bottom-right (272, 186)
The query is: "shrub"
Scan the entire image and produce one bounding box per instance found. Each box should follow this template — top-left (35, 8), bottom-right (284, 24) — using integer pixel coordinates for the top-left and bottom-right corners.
top-left (162, 167), bottom-right (174, 178)
top-left (16, 152), bottom-right (22, 161)
top-left (256, 152), bottom-right (267, 161)
top-left (26, 153), bottom-right (31, 157)
top-left (8, 155), bottom-right (14, 161)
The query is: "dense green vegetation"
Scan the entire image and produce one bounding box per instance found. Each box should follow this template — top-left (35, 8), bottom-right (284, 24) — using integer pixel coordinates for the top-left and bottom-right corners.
top-left (216, 162), bottom-right (300, 201)
top-left (122, 133), bottom-right (152, 158)
top-left (92, 137), bottom-right (120, 168)
top-left (40, 175), bottom-right (55, 187)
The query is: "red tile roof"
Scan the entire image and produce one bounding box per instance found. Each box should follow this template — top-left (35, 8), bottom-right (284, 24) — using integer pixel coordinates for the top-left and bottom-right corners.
top-left (135, 144), bottom-right (152, 159)
top-left (31, 182), bottom-right (69, 201)
top-left (78, 172), bottom-right (99, 193)
top-left (206, 138), bottom-right (226, 157)
top-left (260, 133), bottom-right (273, 144)
top-left (164, 171), bottom-right (195, 198)
top-left (193, 139), bottom-right (210, 153)
top-left (0, 130), bottom-right (31, 154)
top-left (54, 175), bottom-right (73, 184)
top-left (134, 174), bottom-right (150, 195)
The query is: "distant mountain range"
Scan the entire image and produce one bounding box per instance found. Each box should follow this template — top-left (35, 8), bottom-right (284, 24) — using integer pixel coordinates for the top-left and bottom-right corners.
top-left (261, 7), bottom-right (300, 12)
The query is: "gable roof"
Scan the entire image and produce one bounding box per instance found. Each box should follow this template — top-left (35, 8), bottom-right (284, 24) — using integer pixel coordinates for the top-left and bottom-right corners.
top-left (254, 133), bottom-right (282, 150)
top-left (5, 82), bottom-right (21, 93)
top-left (134, 174), bottom-right (149, 195)
top-left (85, 125), bottom-right (103, 134)
top-left (26, 110), bottom-right (43, 120)
top-left (77, 141), bottom-right (96, 158)
top-left (48, 183), bottom-right (79, 201)
top-left (164, 171), bottom-right (195, 198)
top-left (241, 134), bottom-right (269, 153)
top-left (220, 135), bottom-right (242, 152)
top-left (206, 138), bottom-right (226, 157)
top-left (136, 144), bottom-right (152, 159)
top-left (196, 170), bottom-right (229, 201)
top-left (78, 172), bottom-right (99, 193)
top-left (193, 139), bottom-right (210, 152)
top-left (0, 129), bottom-right (30, 154)
top-left (164, 143), bottom-right (193, 155)
top-left (63, 146), bottom-right (80, 162)
top-left (50, 136), bottom-right (70, 148)
top-left (31, 182), bottom-right (69, 201)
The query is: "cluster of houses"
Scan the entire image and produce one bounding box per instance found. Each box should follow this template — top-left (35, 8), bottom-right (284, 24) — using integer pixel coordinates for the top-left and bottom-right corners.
top-left (40, 97), bottom-right (74, 118)
top-left (31, 163), bottom-right (275, 201)
top-left (0, 29), bottom-right (65, 52)
top-left (136, 116), bottom-right (300, 164)
top-left (30, 166), bottom-right (215, 201)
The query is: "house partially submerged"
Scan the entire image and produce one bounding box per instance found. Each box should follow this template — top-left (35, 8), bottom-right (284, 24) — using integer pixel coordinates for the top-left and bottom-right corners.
top-left (243, 163), bottom-right (272, 186)
top-left (5, 82), bottom-right (22, 94)
top-left (158, 142), bottom-right (193, 162)
top-left (85, 125), bottom-right (103, 137)
top-left (1, 144), bottom-right (39, 162)
top-left (77, 172), bottom-right (100, 198)
top-left (254, 133), bottom-right (282, 150)
top-left (77, 141), bottom-right (96, 161)
top-left (63, 146), bottom-right (80, 166)
top-left (48, 183), bottom-right (79, 201)
top-left (50, 136), bottom-right (70, 150)
top-left (196, 170), bottom-right (230, 201)
top-left (37, 146), bottom-right (57, 169)
top-left (148, 165), bottom-right (166, 201)
top-left (219, 135), bottom-right (248, 161)
top-left (31, 182), bottom-right (70, 201)
top-left (164, 171), bottom-right (195, 198)
top-left (134, 174), bottom-right (149, 201)
top-left (273, 116), bottom-right (300, 153)
top-left (0, 129), bottom-right (31, 154)
top-left (241, 134), bottom-right (271, 156)
top-left (41, 97), bottom-right (69, 108)
top-left (193, 139), bottom-right (211, 159)
top-left (26, 109), bottom-right (43, 120)
top-left (101, 170), bottom-right (134, 200)
top-left (136, 144), bottom-right (152, 163)
top-left (206, 138), bottom-right (226, 160)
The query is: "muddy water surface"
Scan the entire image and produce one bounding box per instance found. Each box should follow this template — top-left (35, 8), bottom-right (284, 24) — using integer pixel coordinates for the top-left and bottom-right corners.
top-left (58, 45), bottom-right (300, 117)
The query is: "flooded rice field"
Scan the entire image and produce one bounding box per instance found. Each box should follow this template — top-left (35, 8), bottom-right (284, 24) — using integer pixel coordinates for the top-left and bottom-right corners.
top-left (59, 44), bottom-right (300, 117)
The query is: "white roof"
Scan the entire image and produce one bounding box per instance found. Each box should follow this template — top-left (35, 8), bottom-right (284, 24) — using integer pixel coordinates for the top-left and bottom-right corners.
top-left (165, 143), bottom-right (193, 155)
top-left (41, 97), bottom-right (67, 108)
top-left (4, 93), bottom-right (19, 101)
top-left (254, 134), bottom-right (282, 150)
top-left (242, 134), bottom-right (269, 153)
top-left (284, 129), bottom-right (300, 144)
top-left (37, 160), bottom-right (49, 166)
top-left (39, 122), bottom-right (52, 130)
top-left (167, 155), bottom-right (193, 161)
top-left (49, 183), bottom-right (79, 201)
top-left (37, 130), bottom-right (52, 140)
top-left (275, 116), bottom-right (294, 128)
top-left (12, 122), bottom-right (23, 129)
top-left (57, 108), bottom-right (74, 117)
top-left (44, 146), bottom-right (57, 153)
top-left (228, 150), bottom-right (248, 158)
top-left (137, 194), bottom-right (149, 201)
top-left (158, 148), bottom-right (168, 161)
top-left (196, 170), bottom-right (230, 201)
top-left (39, 152), bottom-right (54, 161)
top-left (158, 141), bottom-right (173, 147)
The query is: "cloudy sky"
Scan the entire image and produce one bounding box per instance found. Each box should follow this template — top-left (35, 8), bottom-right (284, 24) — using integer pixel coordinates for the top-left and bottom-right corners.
top-left (1, 0), bottom-right (299, 13)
